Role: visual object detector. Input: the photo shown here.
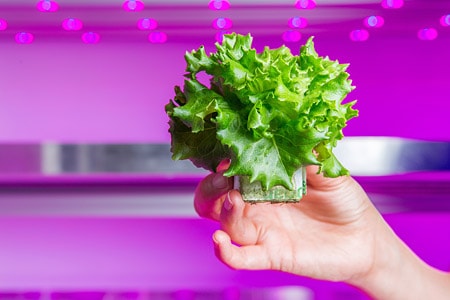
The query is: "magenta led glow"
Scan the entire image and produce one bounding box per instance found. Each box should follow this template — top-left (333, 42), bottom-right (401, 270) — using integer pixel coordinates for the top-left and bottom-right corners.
top-left (215, 30), bottom-right (232, 42)
top-left (36, 0), bottom-right (59, 12)
top-left (364, 15), bottom-right (384, 28)
top-left (62, 18), bottom-right (83, 31)
top-left (381, 0), bottom-right (404, 9)
top-left (123, 0), bottom-right (144, 12)
top-left (208, 0), bottom-right (230, 10)
top-left (350, 29), bottom-right (369, 41)
top-left (148, 32), bottom-right (167, 43)
top-left (137, 18), bottom-right (158, 30)
top-left (82, 32), bottom-right (100, 44)
top-left (418, 28), bottom-right (438, 41)
top-left (440, 14), bottom-right (450, 27)
top-left (15, 32), bottom-right (34, 44)
top-left (212, 18), bottom-right (232, 30)
top-left (0, 19), bottom-right (7, 31)
top-left (295, 0), bottom-right (316, 9)
top-left (282, 30), bottom-right (301, 42)
top-left (288, 16), bottom-right (308, 29)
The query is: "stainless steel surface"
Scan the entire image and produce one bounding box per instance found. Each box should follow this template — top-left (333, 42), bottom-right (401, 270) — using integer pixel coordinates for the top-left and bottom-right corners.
top-left (335, 137), bottom-right (450, 176)
top-left (0, 137), bottom-right (449, 177)
top-left (41, 143), bottom-right (206, 175)
top-left (0, 137), bottom-right (449, 215)
top-left (0, 143), bottom-right (207, 178)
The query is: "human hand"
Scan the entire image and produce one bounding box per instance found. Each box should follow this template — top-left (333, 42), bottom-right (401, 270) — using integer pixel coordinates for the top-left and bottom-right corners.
top-left (194, 162), bottom-right (450, 299)
top-left (194, 162), bottom-right (383, 282)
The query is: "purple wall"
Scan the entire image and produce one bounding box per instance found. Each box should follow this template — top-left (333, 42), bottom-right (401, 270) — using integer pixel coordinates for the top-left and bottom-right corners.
top-left (0, 42), bottom-right (185, 143)
top-left (1, 35), bottom-right (449, 143)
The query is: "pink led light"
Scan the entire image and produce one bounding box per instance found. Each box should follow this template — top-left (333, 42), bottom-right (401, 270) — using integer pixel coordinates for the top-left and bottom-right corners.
top-left (295, 0), bottom-right (316, 9)
top-left (282, 30), bottom-right (301, 42)
top-left (364, 15), bottom-right (384, 28)
top-left (440, 14), bottom-right (450, 27)
top-left (123, 0), bottom-right (144, 12)
top-left (215, 30), bottom-right (232, 43)
top-left (62, 18), bottom-right (83, 31)
top-left (137, 18), bottom-right (158, 30)
top-left (0, 19), bottom-right (7, 31)
top-left (350, 29), bottom-right (369, 41)
top-left (418, 28), bottom-right (438, 41)
top-left (36, 0), bottom-right (59, 12)
top-left (288, 16), bottom-right (308, 29)
top-left (208, 0), bottom-right (230, 10)
top-left (381, 0), bottom-right (404, 9)
top-left (148, 32), bottom-right (167, 43)
top-left (82, 32), bottom-right (100, 44)
top-left (212, 18), bottom-right (233, 30)
top-left (15, 32), bottom-right (34, 44)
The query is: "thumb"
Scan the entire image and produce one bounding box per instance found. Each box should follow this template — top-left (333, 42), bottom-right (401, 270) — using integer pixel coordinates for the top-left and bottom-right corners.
top-left (305, 165), bottom-right (353, 191)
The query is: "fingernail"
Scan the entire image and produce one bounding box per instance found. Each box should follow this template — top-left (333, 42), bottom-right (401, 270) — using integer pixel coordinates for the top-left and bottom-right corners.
top-left (212, 234), bottom-right (219, 246)
top-left (223, 192), bottom-right (233, 211)
top-left (212, 174), bottom-right (229, 189)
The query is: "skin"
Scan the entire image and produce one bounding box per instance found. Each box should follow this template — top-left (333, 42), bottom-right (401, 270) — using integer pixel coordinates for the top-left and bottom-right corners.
top-left (194, 162), bottom-right (450, 299)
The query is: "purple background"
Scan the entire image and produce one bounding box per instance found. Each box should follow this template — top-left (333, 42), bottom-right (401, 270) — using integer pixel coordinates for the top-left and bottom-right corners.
top-left (0, 35), bottom-right (449, 142)
top-left (0, 1), bottom-right (449, 298)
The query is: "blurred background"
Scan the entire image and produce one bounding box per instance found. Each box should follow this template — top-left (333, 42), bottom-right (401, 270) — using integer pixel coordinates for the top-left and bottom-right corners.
top-left (0, 0), bottom-right (449, 299)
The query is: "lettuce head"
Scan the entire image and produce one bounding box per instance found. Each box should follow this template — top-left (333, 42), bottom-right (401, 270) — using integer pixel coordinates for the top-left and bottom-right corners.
top-left (165, 33), bottom-right (358, 191)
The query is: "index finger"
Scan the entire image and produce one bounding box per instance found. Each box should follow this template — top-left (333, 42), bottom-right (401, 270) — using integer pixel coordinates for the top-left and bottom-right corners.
top-left (194, 162), bottom-right (233, 221)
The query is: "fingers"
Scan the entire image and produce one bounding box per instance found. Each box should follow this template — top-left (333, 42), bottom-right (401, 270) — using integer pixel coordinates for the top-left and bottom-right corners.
top-left (212, 230), bottom-right (269, 270)
top-left (194, 159), bottom-right (232, 220)
top-left (216, 158), bottom-right (231, 172)
top-left (194, 171), bottom-right (233, 220)
top-left (219, 190), bottom-right (258, 246)
top-left (199, 182), bottom-right (264, 270)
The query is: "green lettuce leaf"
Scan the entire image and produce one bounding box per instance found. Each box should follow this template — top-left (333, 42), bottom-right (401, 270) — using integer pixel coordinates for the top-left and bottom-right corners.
top-left (166, 33), bottom-right (358, 190)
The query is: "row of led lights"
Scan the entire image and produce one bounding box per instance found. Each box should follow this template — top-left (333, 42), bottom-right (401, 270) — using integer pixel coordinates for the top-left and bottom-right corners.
top-left (1, 0), bottom-right (450, 44)
top-left (0, 0), bottom-right (167, 44)
top-left (4, 0), bottom-right (232, 44)
top-left (27, 0), bottom-right (420, 12)
top-left (350, 13), bottom-right (450, 42)
top-left (210, 0), bottom-right (313, 42)
top-left (0, 0), bottom-right (235, 44)
top-left (313, 1), bottom-right (448, 42)
top-left (281, 0), bottom-right (450, 42)
top-left (0, 19), bottom-right (167, 44)
top-left (350, 14), bottom-right (450, 41)
top-left (211, 0), bottom-right (313, 42)
top-left (211, 0), bottom-right (450, 43)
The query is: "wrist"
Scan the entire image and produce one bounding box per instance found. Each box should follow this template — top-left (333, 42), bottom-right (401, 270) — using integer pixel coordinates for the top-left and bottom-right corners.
top-left (346, 220), bottom-right (408, 299)
top-left (346, 216), bottom-right (450, 300)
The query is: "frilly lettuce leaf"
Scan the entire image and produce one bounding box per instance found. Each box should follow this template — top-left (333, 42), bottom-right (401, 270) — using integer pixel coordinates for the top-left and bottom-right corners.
top-left (166, 33), bottom-right (358, 190)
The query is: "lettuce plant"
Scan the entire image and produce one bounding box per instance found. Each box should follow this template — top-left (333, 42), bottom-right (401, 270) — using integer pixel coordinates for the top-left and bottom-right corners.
top-left (166, 33), bottom-right (358, 191)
